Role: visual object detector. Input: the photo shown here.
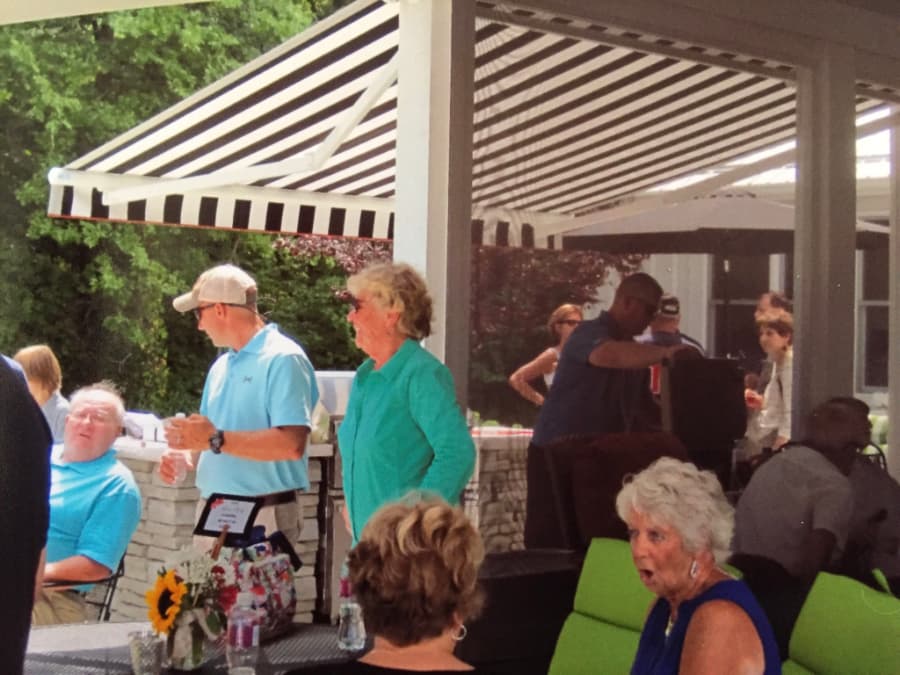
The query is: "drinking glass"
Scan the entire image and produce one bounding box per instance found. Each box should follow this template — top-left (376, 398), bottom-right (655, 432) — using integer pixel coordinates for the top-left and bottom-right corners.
top-left (128, 631), bottom-right (164, 675)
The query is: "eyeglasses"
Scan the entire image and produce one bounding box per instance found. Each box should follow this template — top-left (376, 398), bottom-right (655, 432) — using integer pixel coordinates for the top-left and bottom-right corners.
top-left (335, 290), bottom-right (361, 312)
top-left (70, 409), bottom-right (117, 425)
top-left (192, 302), bottom-right (248, 320)
top-left (556, 319), bottom-right (581, 327)
top-left (193, 304), bottom-right (216, 320)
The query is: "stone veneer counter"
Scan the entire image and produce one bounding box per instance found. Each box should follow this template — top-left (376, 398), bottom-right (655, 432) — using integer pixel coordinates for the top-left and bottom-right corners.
top-left (111, 439), bottom-right (332, 623)
top-left (466, 427), bottom-right (532, 553)
top-left (108, 427), bottom-right (533, 621)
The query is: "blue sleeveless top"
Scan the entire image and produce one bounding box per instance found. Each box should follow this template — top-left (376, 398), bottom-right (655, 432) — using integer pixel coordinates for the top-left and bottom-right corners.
top-left (631, 579), bottom-right (782, 675)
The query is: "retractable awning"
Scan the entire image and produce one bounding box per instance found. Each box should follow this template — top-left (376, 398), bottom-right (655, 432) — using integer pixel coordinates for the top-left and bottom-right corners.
top-left (46, 0), bottom-right (895, 247)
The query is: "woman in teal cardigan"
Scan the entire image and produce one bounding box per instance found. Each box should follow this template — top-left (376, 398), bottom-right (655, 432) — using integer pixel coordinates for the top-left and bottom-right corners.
top-left (337, 262), bottom-right (476, 542)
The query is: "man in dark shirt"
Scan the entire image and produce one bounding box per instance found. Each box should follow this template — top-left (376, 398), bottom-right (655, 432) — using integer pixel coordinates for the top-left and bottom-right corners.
top-left (0, 357), bottom-right (51, 673)
top-left (525, 273), bottom-right (695, 548)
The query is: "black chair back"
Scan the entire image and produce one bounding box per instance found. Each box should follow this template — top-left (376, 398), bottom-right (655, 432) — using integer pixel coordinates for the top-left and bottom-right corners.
top-left (543, 432), bottom-right (690, 551)
top-left (457, 549), bottom-right (581, 675)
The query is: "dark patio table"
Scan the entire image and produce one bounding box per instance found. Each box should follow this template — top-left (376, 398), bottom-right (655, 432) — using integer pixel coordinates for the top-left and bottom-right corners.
top-left (25, 621), bottom-right (364, 674)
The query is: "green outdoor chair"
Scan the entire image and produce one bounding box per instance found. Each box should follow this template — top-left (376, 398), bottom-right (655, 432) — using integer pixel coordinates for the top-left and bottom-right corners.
top-left (548, 537), bottom-right (654, 675)
top-left (782, 571), bottom-right (900, 675)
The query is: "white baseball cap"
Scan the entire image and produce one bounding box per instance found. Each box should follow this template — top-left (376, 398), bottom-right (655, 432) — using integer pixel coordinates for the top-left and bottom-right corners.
top-left (172, 264), bottom-right (257, 313)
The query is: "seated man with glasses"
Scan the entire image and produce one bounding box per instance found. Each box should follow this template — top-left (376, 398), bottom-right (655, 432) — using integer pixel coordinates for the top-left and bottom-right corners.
top-left (33, 381), bottom-right (141, 625)
top-left (526, 273), bottom-right (698, 548)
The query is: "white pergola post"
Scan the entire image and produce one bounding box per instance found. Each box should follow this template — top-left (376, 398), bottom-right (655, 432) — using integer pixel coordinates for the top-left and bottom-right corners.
top-left (793, 43), bottom-right (858, 436)
top-left (889, 110), bottom-right (899, 481)
top-left (394, 0), bottom-right (475, 405)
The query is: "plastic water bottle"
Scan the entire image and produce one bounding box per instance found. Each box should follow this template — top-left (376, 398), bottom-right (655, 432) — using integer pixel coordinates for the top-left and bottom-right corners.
top-left (226, 592), bottom-right (260, 674)
top-left (337, 565), bottom-right (366, 651)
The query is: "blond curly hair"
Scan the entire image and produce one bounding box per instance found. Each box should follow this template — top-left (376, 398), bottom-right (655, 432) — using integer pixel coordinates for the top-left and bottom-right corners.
top-left (346, 263), bottom-right (433, 340)
top-left (348, 496), bottom-right (485, 646)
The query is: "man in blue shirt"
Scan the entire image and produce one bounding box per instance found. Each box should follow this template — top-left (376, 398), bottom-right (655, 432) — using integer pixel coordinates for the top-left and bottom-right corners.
top-left (160, 264), bottom-right (318, 550)
top-left (33, 382), bottom-right (141, 625)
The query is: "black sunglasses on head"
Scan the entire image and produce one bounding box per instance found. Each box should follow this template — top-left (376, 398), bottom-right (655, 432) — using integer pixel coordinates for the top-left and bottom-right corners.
top-left (335, 289), bottom-right (361, 311)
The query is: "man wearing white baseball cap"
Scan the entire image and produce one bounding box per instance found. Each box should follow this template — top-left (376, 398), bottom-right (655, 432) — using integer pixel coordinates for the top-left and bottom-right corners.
top-left (159, 263), bottom-right (319, 549)
top-left (637, 293), bottom-right (705, 355)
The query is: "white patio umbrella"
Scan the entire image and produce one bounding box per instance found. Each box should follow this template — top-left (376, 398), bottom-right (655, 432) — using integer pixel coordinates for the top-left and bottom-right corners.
top-left (560, 191), bottom-right (889, 357)
top-left (560, 191), bottom-right (888, 255)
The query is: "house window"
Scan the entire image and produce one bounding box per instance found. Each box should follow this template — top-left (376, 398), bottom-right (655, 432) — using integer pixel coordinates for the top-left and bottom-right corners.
top-left (710, 253), bottom-right (790, 366)
top-left (859, 245), bottom-right (888, 389)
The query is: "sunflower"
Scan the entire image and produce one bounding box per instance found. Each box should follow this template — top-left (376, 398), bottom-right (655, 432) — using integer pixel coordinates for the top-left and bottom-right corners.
top-left (146, 568), bottom-right (188, 634)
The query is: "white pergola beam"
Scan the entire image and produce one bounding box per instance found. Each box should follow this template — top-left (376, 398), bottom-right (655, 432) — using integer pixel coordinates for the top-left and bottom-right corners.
top-left (793, 43), bottom-right (858, 434)
top-left (101, 156), bottom-right (316, 205)
top-left (310, 53), bottom-right (398, 168)
top-left (889, 109), bottom-right (900, 481)
top-left (394, 0), bottom-right (475, 402)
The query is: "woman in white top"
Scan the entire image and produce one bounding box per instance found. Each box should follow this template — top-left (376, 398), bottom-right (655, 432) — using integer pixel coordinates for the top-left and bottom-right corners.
top-left (508, 303), bottom-right (582, 407)
top-left (744, 310), bottom-right (792, 457)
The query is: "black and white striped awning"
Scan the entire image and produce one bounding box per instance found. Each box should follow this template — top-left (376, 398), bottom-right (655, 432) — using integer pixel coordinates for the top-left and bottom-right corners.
top-left (46, 0), bottom-right (894, 247)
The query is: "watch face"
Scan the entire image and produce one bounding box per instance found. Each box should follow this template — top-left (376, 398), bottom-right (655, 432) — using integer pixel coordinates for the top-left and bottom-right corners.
top-left (209, 430), bottom-right (224, 453)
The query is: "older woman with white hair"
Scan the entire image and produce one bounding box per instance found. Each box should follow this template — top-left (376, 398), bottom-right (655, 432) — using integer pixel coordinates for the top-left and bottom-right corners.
top-left (337, 263), bottom-right (476, 543)
top-left (616, 457), bottom-right (780, 675)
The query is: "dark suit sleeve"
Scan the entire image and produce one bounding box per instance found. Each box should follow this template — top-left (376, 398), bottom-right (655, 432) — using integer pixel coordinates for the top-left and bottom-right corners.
top-left (0, 360), bottom-right (52, 674)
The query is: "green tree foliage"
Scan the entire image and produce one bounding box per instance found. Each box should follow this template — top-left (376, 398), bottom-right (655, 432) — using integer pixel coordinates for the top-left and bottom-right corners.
top-left (0, 1), bottom-right (348, 411)
top-left (470, 246), bottom-right (645, 426)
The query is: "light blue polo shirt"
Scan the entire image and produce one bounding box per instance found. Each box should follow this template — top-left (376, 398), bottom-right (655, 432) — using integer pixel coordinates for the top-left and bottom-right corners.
top-left (338, 339), bottom-right (476, 542)
top-left (196, 323), bottom-right (319, 498)
top-left (47, 446), bottom-right (142, 589)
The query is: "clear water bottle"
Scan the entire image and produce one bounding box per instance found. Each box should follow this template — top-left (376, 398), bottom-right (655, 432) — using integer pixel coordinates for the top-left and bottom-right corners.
top-left (337, 600), bottom-right (366, 651)
top-left (226, 592), bottom-right (260, 674)
top-left (337, 564), bottom-right (366, 651)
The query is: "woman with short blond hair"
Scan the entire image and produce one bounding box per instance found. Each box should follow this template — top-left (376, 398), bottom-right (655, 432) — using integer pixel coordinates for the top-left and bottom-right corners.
top-left (337, 263), bottom-right (475, 543)
top-left (296, 497), bottom-right (490, 674)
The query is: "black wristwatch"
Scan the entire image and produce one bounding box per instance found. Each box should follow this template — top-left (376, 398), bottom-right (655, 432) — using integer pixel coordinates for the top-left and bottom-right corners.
top-left (209, 429), bottom-right (225, 454)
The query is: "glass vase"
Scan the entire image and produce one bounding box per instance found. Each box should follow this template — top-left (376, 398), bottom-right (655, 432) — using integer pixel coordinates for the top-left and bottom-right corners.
top-left (166, 612), bottom-right (211, 671)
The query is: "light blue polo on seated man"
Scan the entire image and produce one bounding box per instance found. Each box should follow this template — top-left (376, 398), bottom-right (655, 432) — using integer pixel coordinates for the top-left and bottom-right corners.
top-left (46, 446), bottom-right (141, 589)
top-left (35, 444), bottom-right (142, 626)
top-left (196, 322), bottom-right (319, 541)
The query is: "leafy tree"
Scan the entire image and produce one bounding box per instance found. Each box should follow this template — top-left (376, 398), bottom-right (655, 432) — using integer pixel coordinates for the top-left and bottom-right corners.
top-left (0, 1), bottom-right (348, 410)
